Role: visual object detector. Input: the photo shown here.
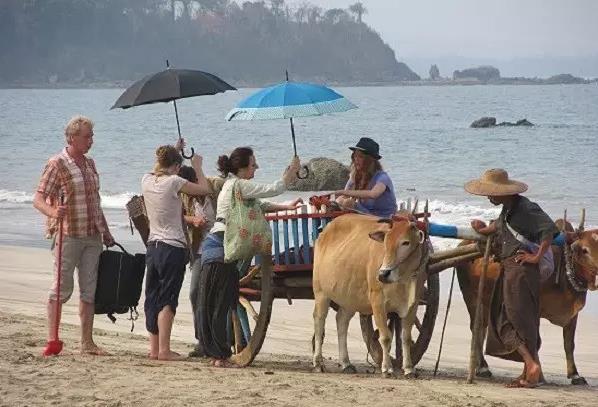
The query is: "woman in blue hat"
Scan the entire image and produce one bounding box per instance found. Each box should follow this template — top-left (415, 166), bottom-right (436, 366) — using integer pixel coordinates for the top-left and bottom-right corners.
top-left (335, 137), bottom-right (398, 218)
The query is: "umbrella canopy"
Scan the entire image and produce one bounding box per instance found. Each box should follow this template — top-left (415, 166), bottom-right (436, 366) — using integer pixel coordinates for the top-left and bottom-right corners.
top-left (225, 82), bottom-right (356, 121)
top-left (111, 68), bottom-right (236, 110)
top-left (226, 80), bottom-right (356, 179)
top-left (111, 64), bottom-right (236, 158)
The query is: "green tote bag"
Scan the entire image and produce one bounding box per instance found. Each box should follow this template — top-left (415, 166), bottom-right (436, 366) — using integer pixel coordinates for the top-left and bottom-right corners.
top-left (224, 180), bottom-right (273, 262)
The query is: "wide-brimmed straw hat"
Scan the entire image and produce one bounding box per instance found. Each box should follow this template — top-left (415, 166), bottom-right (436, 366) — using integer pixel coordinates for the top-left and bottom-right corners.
top-left (349, 137), bottom-right (381, 159)
top-left (464, 168), bottom-right (528, 196)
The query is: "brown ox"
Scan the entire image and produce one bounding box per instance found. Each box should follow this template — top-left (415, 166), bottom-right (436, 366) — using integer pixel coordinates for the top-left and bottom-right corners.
top-left (312, 213), bottom-right (428, 377)
top-left (456, 223), bottom-right (598, 385)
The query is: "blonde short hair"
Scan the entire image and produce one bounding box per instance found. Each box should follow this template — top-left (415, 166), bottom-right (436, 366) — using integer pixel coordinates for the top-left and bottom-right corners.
top-left (65, 115), bottom-right (94, 143)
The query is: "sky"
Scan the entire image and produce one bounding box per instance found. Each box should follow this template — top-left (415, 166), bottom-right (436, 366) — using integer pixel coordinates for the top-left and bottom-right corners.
top-left (290, 0), bottom-right (598, 77)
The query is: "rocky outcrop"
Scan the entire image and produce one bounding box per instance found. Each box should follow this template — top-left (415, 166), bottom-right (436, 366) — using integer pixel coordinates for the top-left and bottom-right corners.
top-left (287, 157), bottom-right (350, 192)
top-left (470, 117), bottom-right (534, 128)
top-left (470, 117), bottom-right (496, 128)
top-left (453, 66), bottom-right (500, 82)
top-left (497, 118), bottom-right (534, 127)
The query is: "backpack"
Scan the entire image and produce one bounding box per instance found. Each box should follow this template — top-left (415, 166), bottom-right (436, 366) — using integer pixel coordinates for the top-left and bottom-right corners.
top-left (95, 242), bottom-right (146, 331)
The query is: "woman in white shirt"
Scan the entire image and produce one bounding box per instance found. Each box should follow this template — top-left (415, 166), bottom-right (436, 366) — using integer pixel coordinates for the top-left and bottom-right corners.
top-left (141, 143), bottom-right (210, 361)
top-left (199, 147), bottom-right (301, 367)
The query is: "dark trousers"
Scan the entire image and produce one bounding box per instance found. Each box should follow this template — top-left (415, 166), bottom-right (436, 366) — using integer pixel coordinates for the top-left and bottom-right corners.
top-left (198, 261), bottom-right (239, 359)
top-left (189, 256), bottom-right (204, 351)
top-left (144, 241), bottom-right (187, 334)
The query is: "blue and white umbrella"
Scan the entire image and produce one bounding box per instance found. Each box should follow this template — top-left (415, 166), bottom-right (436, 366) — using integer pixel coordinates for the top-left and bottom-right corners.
top-left (226, 75), bottom-right (357, 160)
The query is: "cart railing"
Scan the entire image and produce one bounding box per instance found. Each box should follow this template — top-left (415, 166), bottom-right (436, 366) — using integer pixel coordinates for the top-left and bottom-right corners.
top-left (264, 207), bottom-right (347, 272)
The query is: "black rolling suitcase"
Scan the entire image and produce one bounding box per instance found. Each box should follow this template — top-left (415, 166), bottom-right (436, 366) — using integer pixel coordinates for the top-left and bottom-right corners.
top-left (95, 242), bottom-right (146, 330)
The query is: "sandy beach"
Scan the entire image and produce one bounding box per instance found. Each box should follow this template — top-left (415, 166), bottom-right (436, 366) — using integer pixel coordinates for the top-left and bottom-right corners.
top-left (1, 244), bottom-right (597, 406)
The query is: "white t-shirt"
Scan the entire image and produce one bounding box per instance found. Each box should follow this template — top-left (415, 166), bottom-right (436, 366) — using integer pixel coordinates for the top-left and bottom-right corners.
top-left (142, 173), bottom-right (188, 247)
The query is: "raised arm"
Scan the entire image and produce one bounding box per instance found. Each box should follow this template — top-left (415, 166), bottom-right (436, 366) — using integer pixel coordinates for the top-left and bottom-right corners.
top-left (180, 154), bottom-right (211, 196)
top-left (335, 181), bottom-right (386, 200)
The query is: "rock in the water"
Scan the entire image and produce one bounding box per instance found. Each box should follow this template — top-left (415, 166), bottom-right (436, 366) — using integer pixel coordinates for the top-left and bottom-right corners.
top-left (470, 117), bottom-right (497, 128)
top-left (287, 157), bottom-right (350, 192)
top-left (496, 118), bottom-right (535, 127)
top-left (515, 118), bottom-right (533, 126)
top-left (472, 117), bottom-right (534, 128)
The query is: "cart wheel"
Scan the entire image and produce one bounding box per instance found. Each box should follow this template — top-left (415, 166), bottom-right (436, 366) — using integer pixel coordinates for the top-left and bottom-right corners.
top-left (229, 259), bottom-right (274, 367)
top-left (360, 272), bottom-right (439, 368)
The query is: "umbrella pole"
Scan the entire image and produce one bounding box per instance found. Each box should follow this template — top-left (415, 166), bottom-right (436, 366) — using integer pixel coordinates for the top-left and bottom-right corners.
top-left (173, 99), bottom-right (182, 140)
top-left (289, 118), bottom-right (309, 179)
top-left (172, 99), bottom-right (194, 159)
top-left (289, 118), bottom-right (298, 156)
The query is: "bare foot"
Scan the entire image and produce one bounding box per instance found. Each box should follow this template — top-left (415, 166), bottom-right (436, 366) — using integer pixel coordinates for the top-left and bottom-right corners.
top-left (506, 364), bottom-right (541, 388)
top-left (157, 350), bottom-right (186, 361)
top-left (505, 380), bottom-right (538, 389)
top-left (81, 343), bottom-right (111, 356)
top-left (148, 352), bottom-right (158, 360)
top-left (525, 362), bottom-right (542, 386)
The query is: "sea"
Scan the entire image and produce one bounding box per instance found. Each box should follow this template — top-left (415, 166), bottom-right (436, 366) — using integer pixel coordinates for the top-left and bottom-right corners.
top-left (0, 85), bottom-right (597, 311)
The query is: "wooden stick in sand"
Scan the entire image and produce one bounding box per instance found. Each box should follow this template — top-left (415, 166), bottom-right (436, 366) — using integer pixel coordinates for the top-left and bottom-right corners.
top-left (467, 234), bottom-right (494, 384)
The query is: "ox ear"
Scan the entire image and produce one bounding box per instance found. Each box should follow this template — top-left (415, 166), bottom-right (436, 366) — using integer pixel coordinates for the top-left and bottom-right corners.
top-left (369, 230), bottom-right (386, 243)
top-left (418, 229), bottom-right (425, 244)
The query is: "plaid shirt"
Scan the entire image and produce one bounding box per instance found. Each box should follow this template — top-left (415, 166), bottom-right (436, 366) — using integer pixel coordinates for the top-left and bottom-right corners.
top-left (37, 148), bottom-right (108, 238)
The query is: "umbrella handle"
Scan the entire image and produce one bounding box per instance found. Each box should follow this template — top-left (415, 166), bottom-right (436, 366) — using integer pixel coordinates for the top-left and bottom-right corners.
top-left (181, 147), bottom-right (195, 159)
top-left (297, 165), bottom-right (309, 179)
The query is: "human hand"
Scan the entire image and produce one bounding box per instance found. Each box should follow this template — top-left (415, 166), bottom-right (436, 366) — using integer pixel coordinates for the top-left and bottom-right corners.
top-left (514, 250), bottom-right (539, 265)
top-left (282, 157), bottom-right (300, 185)
top-left (471, 219), bottom-right (487, 232)
top-left (103, 231), bottom-right (115, 247)
top-left (286, 198), bottom-right (304, 210)
top-left (191, 153), bottom-right (203, 170)
top-left (192, 215), bottom-right (207, 228)
top-left (174, 138), bottom-right (186, 151)
top-left (53, 205), bottom-right (67, 219)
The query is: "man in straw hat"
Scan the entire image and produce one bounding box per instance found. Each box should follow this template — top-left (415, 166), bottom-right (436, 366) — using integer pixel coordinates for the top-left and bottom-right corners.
top-left (465, 169), bottom-right (559, 388)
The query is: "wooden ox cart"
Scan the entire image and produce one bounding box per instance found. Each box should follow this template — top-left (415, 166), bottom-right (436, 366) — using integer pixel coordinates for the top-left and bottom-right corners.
top-left (229, 201), bottom-right (486, 368)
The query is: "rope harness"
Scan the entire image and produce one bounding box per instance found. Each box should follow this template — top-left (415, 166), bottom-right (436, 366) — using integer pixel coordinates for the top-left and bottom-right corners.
top-left (565, 243), bottom-right (588, 292)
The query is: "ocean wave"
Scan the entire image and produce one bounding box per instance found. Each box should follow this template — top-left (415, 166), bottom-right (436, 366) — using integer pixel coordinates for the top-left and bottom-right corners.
top-left (0, 189), bottom-right (32, 204)
top-left (0, 189), bottom-right (135, 210)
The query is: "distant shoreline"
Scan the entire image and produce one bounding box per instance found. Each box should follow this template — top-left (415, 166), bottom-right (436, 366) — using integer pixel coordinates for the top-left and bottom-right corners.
top-left (2, 78), bottom-right (597, 90)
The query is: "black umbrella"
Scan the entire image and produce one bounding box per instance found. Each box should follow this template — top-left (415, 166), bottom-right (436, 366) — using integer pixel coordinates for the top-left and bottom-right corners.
top-left (111, 60), bottom-right (236, 158)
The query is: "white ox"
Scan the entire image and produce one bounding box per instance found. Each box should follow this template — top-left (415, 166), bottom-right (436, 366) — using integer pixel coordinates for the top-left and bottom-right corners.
top-left (312, 213), bottom-right (429, 376)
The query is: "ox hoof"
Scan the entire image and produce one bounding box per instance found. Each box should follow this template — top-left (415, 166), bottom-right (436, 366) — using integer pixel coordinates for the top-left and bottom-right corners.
top-left (404, 371), bottom-right (418, 379)
top-left (312, 365), bottom-right (325, 373)
top-left (571, 376), bottom-right (588, 386)
top-left (476, 368), bottom-right (493, 378)
top-left (342, 365), bottom-right (357, 374)
top-left (382, 371), bottom-right (395, 379)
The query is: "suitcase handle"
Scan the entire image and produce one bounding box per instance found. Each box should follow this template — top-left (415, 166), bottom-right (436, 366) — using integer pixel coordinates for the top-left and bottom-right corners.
top-left (107, 241), bottom-right (131, 256)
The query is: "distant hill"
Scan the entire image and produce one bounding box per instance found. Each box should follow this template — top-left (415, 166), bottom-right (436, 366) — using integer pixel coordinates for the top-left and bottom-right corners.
top-left (0, 0), bottom-right (419, 87)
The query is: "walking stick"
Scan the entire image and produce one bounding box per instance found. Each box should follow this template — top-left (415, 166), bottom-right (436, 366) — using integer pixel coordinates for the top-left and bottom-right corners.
top-left (467, 235), bottom-right (493, 383)
top-left (434, 267), bottom-right (456, 376)
top-left (43, 193), bottom-right (65, 357)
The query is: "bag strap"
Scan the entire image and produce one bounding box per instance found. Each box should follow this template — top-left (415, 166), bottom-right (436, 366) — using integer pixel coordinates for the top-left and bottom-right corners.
top-left (505, 222), bottom-right (535, 248)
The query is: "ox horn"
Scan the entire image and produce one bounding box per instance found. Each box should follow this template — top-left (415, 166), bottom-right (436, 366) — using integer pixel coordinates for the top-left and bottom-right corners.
top-left (561, 209), bottom-right (568, 232)
top-left (377, 218), bottom-right (393, 226)
top-left (577, 208), bottom-right (585, 233)
top-left (411, 198), bottom-right (419, 215)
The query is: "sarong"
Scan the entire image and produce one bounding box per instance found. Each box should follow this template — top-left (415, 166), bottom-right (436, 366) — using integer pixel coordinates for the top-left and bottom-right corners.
top-left (486, 256), bottom-right (541, 362)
